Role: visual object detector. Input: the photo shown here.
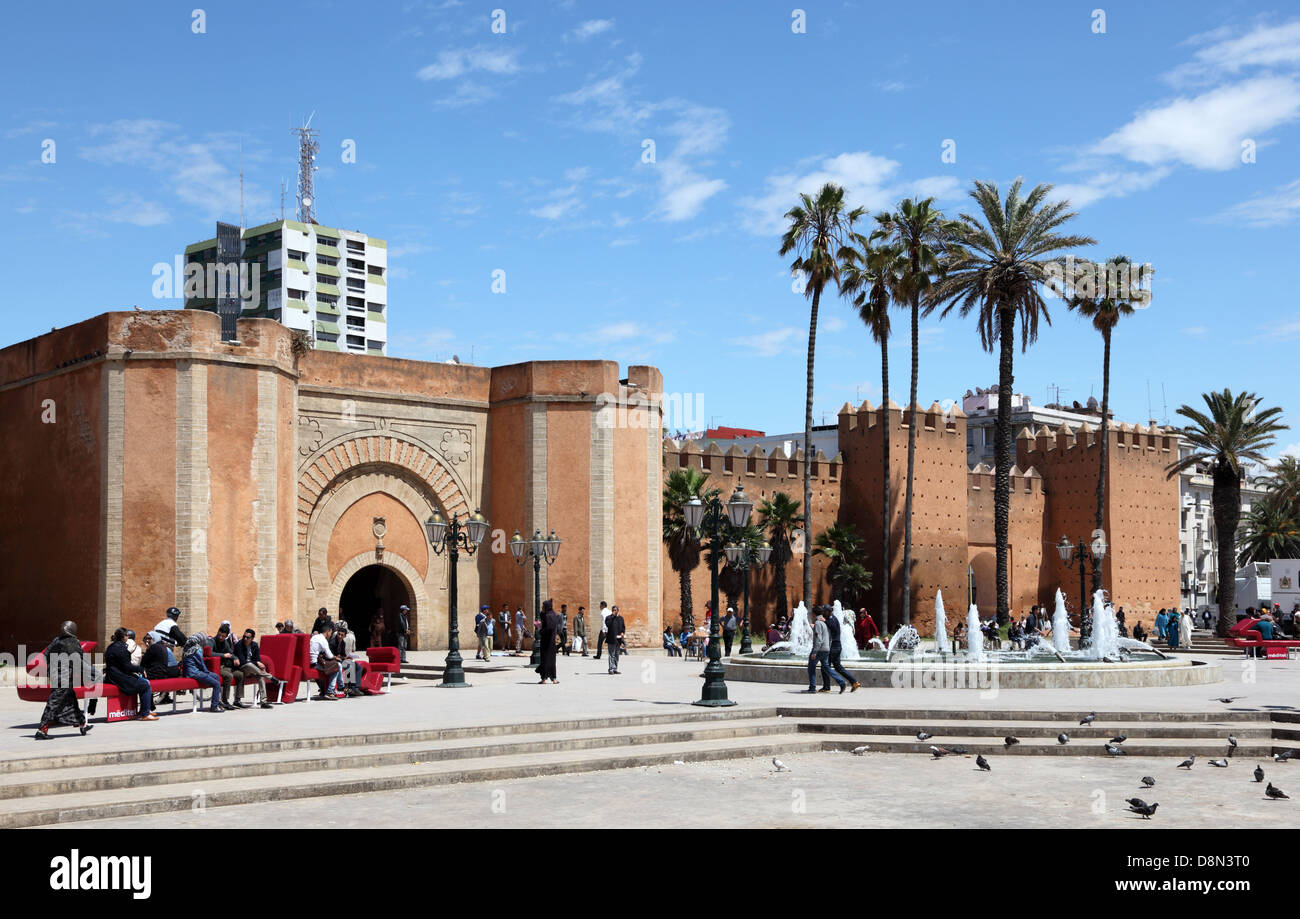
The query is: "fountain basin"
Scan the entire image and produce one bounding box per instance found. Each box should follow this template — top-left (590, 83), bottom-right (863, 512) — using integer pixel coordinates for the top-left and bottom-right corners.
top-left (726, 653), bottom-right (1221, 690)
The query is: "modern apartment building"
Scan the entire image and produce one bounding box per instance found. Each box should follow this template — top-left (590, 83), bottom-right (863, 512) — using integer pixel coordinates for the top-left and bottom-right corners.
top-left (184, 219), bottom-right (388, 355)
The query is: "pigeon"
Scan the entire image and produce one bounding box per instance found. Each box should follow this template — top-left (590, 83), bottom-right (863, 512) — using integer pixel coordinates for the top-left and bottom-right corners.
top-left (1255, 765), bottom-right (1266, 782)
top-left (1057, 733), bottom-right (1069, 745)
top-left (1080, 712), bottom-right (1097, 726)
top-left (1215, 696), bottom-right (1244, 704)
top-left (1227, 735), bottom-right (1238, 750)
top-left (1110, 733), bottom-right (1128, 744)
top-left (916, 730), bottom-right (933, 741)
top-left (1177, 756), bottom-right (1195, 769)
top-left (1266, 783), bottom-right (1289, 800)
top-left (950, 745), bottom-right (969, 755)
top-left (930, 745), bottom-right (953, 758)
top-left (1125, 797), bottom-right (1148, 809)
top-left (1278, 750), bottom-right (1296, 761)
top-left (1128, 801), bottom-right (1159, 819)
top-left (1209, 759), bottom-right (1229, 767)
top-left (1273, 753), bottom-right (1292, 763)
top-left (1004, 736), bottom-right (1019, 748)
top-left (1141, 776), bottom-right (1156, 788)
top-left (772, 758), bottom-right (790, 773)
top-left (850, 745), bottom-right (869, 756)
top-left (1105, 743), bottom-right (1128, 756)
top-left (976, 755), bottom-right (991, 771)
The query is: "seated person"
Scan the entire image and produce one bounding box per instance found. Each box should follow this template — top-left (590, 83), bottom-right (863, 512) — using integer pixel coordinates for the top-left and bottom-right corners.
top-left (233, 628), bottom-right (276, 708)
top-left (765, 624), bottom-right (782, 649)
top-left (105, 627), bottom-right (157, 722)
top-left (662, 626), bottom-right (681, 657)
top-left (210, 625), bottom-right (245, 709)
top-left (126, 629), bottom-right (143, 668)
top-left (1132, 622), bottom-right (1147, 643)
top-left (309, 622), bottom-right (343, 699)
top-left (1257, 615), bottom-right (1276, 641)
top-left (331, 621), bottom-right (363, 697)
top-left (141, 632), bottom-right (180, 680)
top-left (149, 606), bottom-right (187, 647)
top-left (181, 634), bottom-right (223, 713)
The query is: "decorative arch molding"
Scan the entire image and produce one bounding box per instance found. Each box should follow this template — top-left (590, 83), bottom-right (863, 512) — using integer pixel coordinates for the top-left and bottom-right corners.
top-left (304, 470), bottom-right (441, 594)
top-left (325, 551), bottom-right (430, 638)
top-left (296, 432), bottom-right (472, 551)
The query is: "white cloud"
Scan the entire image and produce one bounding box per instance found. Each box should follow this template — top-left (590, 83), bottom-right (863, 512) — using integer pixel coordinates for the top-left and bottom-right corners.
top-left (417, 45), bottom-right (521, 80)
top-left (1279, 441), bottom-right (1300, 460)
top-left (529, 197), bottom-right (582, 220)
top-left (1170, 19), bottom-right (1300, 85)
top-left (728, 327), bottom-right (804, 357)
top-left (1214, 178), bottom-right (1300, 227)
top-left (101, 191), bottom-right (169, 226)
top-left (1091, 77), bottom-right (1300, 171)
top-left (1182, 326), bottom-right (1208, 337)
top-left (655, 161), bottom-right (726, 221)
top-left (740, 151), bottom-right (958, 236)
top-left (1049, 167), bottom-right (1171, 208)
top-left (823, 316), bottom-right (846, 332)
top-left (570, 19), bottom-right (614, 41)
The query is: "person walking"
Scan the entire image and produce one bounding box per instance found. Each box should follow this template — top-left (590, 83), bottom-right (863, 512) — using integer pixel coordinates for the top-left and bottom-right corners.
top-left (558, 603), bottom-right (571, 657)
top-left (1179, 606), bottom-right (1193, 649)
top-left (1154, 608), bottom-right (1168, 643)
top-left (34, 621), bottom-right (96, 739)
top-left (498, 604), bottom-right (511, 650)
top-left (535, 599), bottom-right (560, 684)
top-left (592, 601), bottom-right (609, 660)
top-left (605, 604), bottom-right (626, 674)
top-left (722, 607), bottom-right (738, 657)
top-left (1166, 609), bottom-right (1181, 650)
top-left (806, 608), bottom-right (845, 694)
top-left (855, 608), bottom-right (878, 648)
top-left (514, 604), bottom-right (526, 655)
top-left (573, 606), bottom-right (588, 656)
top-left (397, 605), bottom-right (411, 663)
top-left (824, 605), bottom-right (860, 692)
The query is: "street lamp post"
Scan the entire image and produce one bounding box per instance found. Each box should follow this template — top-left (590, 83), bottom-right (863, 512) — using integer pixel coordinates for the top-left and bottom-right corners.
top-left (510, 529), bottom-right (561, 667)
top-left (1057, 534), bottom-right (1108, 644)
top-left (683, 484), bottom-right (753, 706)
top-left (726, 538), bottom-right (772, 656)
top-left (425, 508), bottom-right (491, 688)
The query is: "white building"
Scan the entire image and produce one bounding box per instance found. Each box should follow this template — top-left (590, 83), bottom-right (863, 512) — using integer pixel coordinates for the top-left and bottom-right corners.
top-left (962, 386), bottom-right (1107, 466)
top-left (185, 219), bottom-right (388, 355)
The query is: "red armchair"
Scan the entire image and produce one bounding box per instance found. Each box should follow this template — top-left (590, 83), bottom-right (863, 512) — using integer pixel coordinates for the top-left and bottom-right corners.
top-left (259, 634), bottom-right (305, 704)
top-left (364, 646), bottom-right (401, 693)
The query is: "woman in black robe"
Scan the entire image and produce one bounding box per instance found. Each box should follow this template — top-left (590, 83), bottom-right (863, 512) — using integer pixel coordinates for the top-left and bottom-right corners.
top-left (35, 621), bottom-right (95, 739)
top-left (535, 599), bottom-right (560, 684)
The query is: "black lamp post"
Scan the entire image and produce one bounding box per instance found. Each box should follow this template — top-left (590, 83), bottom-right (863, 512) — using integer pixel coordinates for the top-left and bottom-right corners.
top-left (726, 538), bottom-right (772, 655)
top-left (1057, 533), bottom-right (1108, 644)
top-left (510, 528), bottom-right (561, 667)
top-left (425, 508), bottom-right (490, 688)
top-left (683, 484), bottom-right (753, 706)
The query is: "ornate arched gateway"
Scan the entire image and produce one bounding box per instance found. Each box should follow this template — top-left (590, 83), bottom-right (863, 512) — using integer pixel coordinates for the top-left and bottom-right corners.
top-left (296, 425), bottom-right (482, 651)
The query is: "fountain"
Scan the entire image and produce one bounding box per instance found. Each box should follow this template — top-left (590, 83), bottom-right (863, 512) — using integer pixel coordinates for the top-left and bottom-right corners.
top-left (885, 624), bottom-right (921, 660)
top-left (1089, 591), bottom-right (1120, 660)
top-left (833, 600), bottom-right (861, 660)
top-left (965, 603), bottom-right (985, 662)
top-left (1051, 589), bottom-right (1072, 655)
top-left (934, 591), bottom-right (951, 653)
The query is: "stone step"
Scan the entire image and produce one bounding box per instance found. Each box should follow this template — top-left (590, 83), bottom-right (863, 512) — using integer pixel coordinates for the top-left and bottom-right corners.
top-left (773, 707), bottom-right (1274, 723)
top-left (0, 732), bottom-right (827, 828)
top-left (0, 718), bottom-right (794, 803)
top-left (815, 735), bottom-right (1297, 758)
top-left (792, 719), bottom-right (1271, 741)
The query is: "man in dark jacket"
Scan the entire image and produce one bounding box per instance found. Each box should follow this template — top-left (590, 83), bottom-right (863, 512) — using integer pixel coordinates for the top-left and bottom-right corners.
top-left (149, 606), bottom-right (187, 646)
top-left (105, 627), bottom-right (157, 720)
top-left (140, 632), bottom-right (180, 680)
top-left (233, 628), bottom-right (276, 707)
top-left (824, 606), bottom-right (859, 692)
top-left (605, 604), bottom-right (626, 674)
top-left (210, 625), bottom-right (243, 709)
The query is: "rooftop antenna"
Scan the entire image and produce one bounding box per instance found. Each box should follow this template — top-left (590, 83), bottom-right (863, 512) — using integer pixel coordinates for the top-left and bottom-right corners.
top-left (293, 111), bottom-right (320, 224)
top-left (1161, 382), bottom-right (1169, 425)
top-left (280, 179), bottom-right (286, 221)
top-left (1146, 379), bottom-right (1153, 423)
top-left (238, 139), bottom-right (244, 230)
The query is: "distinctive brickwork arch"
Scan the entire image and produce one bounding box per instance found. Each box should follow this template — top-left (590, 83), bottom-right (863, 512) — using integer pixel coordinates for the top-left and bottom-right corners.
top-left (325, 551), bottom-right (430, 643)
top-left (297, 432), bottom-right (471, 550)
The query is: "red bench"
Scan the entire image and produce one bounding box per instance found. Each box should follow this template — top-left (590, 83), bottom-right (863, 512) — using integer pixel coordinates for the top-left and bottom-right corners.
top-left (1225, 629), bottom-right (1300, 659)
top-left (364, 646), bottom-right (401, 693)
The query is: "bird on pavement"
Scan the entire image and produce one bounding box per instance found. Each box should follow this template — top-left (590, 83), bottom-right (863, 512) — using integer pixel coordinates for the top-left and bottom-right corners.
top-left (1141, 776), bottom-right (1156, 788)
top-left (1266, 783), bottom-right (1289, 800)
top-left (851, 745), bottom-right (869, 756)
top-left (1273, 753), bottom-right (1292, 763)
top-left (976, 755), bottom-right (991, 771)
top-left (772, 758), bottom-right (790, 772)
top-left (1255, 765), bottom-right (1266, 783)
top-left (1209, 759), bottom-right (1229, 767)
top-left (1215, 696), bottom-right (1244, 704)
top-left (916, 730), bottom-right (933, 741)
top-left (1057, 733), bottom-right (1069, 745)
top-left (950, 745), bottom-right (969, 755)
top-left (1004, 736), bottom-right (1019, 748)
top-left (930, 745), bottom-right (953, 759)
top-left (1128, 801), bottom-right (1159, 819)
top-left (1177, 756), bottom-right (1195, 769)
top-left (1080, 712), bottom-right (1097, 726)
top-left (1105, 744), bottom-right (1127, 756)
top-left (1125, 797), bottom-right (1148, 809)
top-left (1110, 733), bottom-right (1127, 744)
top-left (1227, 735), bottom-right (1238, 756)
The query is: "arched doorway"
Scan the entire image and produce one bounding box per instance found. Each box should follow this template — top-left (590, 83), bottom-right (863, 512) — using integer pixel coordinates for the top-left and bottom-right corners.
top-left (339, 564), bottom-right (412, 650)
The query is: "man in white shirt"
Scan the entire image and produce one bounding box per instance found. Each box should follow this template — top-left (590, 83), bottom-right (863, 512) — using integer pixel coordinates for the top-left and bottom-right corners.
top-left (308, 622), bottom-right (342, 700)
top-left (592, 601), bottom-right (611, 660)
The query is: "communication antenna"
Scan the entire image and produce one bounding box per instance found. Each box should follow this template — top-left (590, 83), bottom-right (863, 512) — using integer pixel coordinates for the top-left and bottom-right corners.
top-left (293, 111), bottom-right (320, 224)
top-left (1146, 380), bottom-right (1153, 422)
top-left (1161, 383), bottom-right (1169, 425)
top-left (280, 180), bottom-right (286, 221)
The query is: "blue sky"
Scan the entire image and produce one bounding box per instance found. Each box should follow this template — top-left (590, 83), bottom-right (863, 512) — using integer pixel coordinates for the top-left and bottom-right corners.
top-left (3, 1), bottom-right (1298, 457)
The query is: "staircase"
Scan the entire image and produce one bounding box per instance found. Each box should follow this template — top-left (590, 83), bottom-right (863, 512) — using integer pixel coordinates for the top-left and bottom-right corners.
top-left (1160, 628), bottom-right (1248, 657)
top-left (5, 706), bottom-right (1297, 828)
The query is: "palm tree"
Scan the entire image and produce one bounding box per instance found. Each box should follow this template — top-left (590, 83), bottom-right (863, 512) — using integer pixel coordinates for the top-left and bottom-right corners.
top-left (1238, 495), bottom-right (1300, 566)
top-left (831, 562), bottom-right (873, 609)
top-left (758, 492), bottom-right (805, 617)
top-left (663, 467), bottom-right (716, 629)
top-left (1164, 390), bottom-right (1288, 636)
top-left (780, 183), bottom-right (864, 608)
top-left (1265, 455), bottom-right (1300, 505)
top-left (931, 179), bottom-right (1095, 625)
top-left (870, 199), bottom-right (952, 624)
top-left (814, 522), bottom-right (867, 603)
top-left (1066, 254), bottom-right (1149, 601)
top-left (839, 233), bottom-right (899, 631)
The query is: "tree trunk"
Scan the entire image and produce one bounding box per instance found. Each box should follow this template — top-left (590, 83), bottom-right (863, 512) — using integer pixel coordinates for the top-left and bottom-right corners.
top-left (994, 307), bottom-right (1016, 625)
top-left (902, 290), bottom-right (919, 624)
top-left (803, 286), bottom-right (820, 608)
top-left (1213, 463), bottom-right (1241, 638)
top-left (1091, 327), bottom-right (1111, 608)
top-left (774, 540), bottom-right (789, 617)
top-left (880, 337), bottom-right (891, 634)
top-left (679, 565), bottom-right (694, 631)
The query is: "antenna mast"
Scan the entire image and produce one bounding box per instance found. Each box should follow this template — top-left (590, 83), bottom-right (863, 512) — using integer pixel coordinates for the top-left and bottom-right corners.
top-left (293, 112), bottom-right (320, 224)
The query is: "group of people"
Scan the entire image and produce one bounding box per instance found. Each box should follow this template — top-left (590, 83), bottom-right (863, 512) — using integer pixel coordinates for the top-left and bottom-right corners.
top-left (527, 600), bottom-right (628, 681)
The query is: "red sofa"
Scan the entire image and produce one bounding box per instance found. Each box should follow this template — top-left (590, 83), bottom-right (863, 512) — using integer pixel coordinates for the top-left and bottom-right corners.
top-left (258, 634), bottom-right (305, 704)
top-left (364, 646), bottom-right (401, 693)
